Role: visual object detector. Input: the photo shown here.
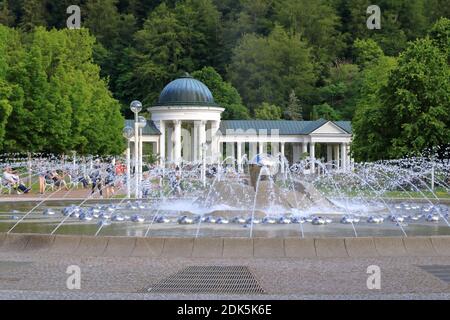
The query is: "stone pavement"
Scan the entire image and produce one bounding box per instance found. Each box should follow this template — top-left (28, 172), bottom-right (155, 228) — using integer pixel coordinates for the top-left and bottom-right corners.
top-left (0, 250), bottom-right (449, 300)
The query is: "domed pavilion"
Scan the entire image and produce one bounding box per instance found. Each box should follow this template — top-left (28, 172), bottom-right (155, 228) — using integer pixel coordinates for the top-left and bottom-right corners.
top-left (128, 74), bottom-right (353, 172)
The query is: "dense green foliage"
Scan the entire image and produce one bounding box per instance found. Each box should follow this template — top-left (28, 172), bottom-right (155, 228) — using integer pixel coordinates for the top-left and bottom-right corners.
top-left (352, 22), bottom-right (450, 160)
top-left (0, 0), bottom-right (449, 158)
top-left (191, 67), bottom-right (249, 120)
top-left (0, 25), bottom-right (124, 154)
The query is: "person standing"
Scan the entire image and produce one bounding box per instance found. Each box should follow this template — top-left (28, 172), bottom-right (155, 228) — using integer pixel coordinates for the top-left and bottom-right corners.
top-left (89, 165), bottom-right (104, 198)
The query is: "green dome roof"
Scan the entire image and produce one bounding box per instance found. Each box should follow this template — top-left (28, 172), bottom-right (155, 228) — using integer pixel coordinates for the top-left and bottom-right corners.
top-left (155, 74), bottom-right (218, 107)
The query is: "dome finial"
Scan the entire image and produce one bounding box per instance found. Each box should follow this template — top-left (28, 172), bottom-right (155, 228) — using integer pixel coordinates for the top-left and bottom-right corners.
top-left (181, 72), bottom-right (192, 78)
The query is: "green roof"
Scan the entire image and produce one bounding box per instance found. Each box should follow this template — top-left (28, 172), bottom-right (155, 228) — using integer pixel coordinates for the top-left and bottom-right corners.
top-left (127, 119), bottom-right (352, 136)
top-left (219, 119), bottom-right (351, 135)
top-left (334, 121), bottom-right (352, 134)
top-left (154, 74), bottom-right (218, 107)
top-left (125, 119), bottom-right (161, 135)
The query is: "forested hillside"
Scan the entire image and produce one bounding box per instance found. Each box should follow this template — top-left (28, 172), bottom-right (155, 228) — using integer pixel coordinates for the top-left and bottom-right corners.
top-left (0, 0), bottom-right (448, 158)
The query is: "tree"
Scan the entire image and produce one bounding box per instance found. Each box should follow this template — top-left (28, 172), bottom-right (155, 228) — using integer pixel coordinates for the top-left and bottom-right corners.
top-left (191, 66), bottom-right (249, 120)
top-left (285, 90), bottom-right (302, 120)
top-left (382, 39), bottom-right (450, 158)
top-left (85, 0), bottom-right (126, 48)
top-left (0, 80), bottom-right (12, 147)
top-left (353, 38), bottom-right (384, 68)
top-left (123, 0), bottom-right (221, 106)
top-left (351, 56), bottom-right (397, 161)
top-left (0, 26), bottom-right (125, 155)
top-left (19, 0), bottom-right (47, 31)
top-left (254, 103), bottom-right (282, 120)
top-left (0, 25), bottom-right (16, 146)
top-left (0, 0), bottom-right (15, 26)
top-left (429, 17), bottom-right (450, 63)
top-left (311, 103), bottom-right (339, 121)
top-left (316, 62), bottom-right (360, 119)
top-left (275, 0), bottom-right (345, 74)
top-left (353, 38), bottom-right (449, 161)
top-left (229, 25), bottom-right (316, 112)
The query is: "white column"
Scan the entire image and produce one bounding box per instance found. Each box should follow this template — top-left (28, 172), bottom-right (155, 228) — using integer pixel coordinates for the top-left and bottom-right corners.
top-left (198, 120), bottom-right (206, 161)
top-left (173, 120), bottom-right (182, 165)
top-left (139, 129), bottom-right (143, 191)
top-left (302, 142), bottom-right (308, 155)
top-left (293, 144), bottom-right (300, 162)
top-left (334, 144), bottom-right (340, 170)
top-left (270, 141), bottom-right (279, 156)
top-left (249, 141), bottom-right (257, 161)
top-left (327, 144), bottom-right (332, 169)
top-left (226, 142), bottom-right (235, 164)
top-left (237, 142), bottom-right (242, 172)
top-left (210, 121), bottom-right (220, 163)
top-left (159, 120), bottom-right (165, 166)
top-left (134, 119), bottom-right (139, 198)
top-left (193, 122), bottom-right (199, 162)
top-left (258, 129), bottom-right (267, 155)
top-left (126, 141), bottom-right (131, 198)
top-left (280, 142), bottom-right (285, 173)
top-left (310, 142), bottom-right (316, 174)
top-left (345, 143), bottom-right (352, 170)
top-left (182, 126), bottom-right (191, 162)
top-left (340, 143), bottom-right (346, 170)
top-left (167, 126), bottom-right (173, 162)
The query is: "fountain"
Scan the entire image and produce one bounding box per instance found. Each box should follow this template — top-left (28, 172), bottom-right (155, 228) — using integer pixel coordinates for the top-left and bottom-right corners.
top-left (0, 151), bottom-right (448, 239)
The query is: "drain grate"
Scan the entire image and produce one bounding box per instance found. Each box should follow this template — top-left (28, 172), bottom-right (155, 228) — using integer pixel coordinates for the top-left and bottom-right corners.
top-left (147, 266), bottom-right (265, 294)
top-left (418, 265), bottom-right (450, 283)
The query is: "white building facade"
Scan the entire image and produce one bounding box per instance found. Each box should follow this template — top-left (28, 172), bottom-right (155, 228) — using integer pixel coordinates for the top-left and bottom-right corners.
top-left (134, 74), bottom-right (353, 171)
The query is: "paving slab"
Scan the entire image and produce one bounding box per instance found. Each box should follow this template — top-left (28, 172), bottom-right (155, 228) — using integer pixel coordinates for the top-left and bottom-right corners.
top-left (132, 238), bottom-right (164, 257)
top-left (192, 238), bottom-right (223, 258)
top-left (223, 238), bottom-right (253, 258)
top-left (403, 237), bottom-right (437, 256)
top-left (315, 238), bottom-right (348, 258)
top-left (24, 234), bottom-right (54, 253)
top-left (345, 237), bottom-right (378, 257)
top-left (161, 238), bottom-right (194, 258)
top-left (430, 236), bottom-right (450, 256)
top-left (50, 235), bottom-right (82, 254)
top-left (374, 237), bottom-right (407, 256)
top-left (74, 236), bottom-right (108, 256)
top-left (0, 233), bottom-right (6, 247)
top-left (253, 238), bottom-right (285, 258)
top-left (104, 237), bottom-right (137, 257)
top-left (284, 238), bottom-right (316, 258)
top-left (0, 233), bottom-right (29, 252)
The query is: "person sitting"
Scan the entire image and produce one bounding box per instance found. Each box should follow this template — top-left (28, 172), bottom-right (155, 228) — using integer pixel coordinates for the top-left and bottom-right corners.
top-left (52, 170), bottom-right (69, 190)
top-left (2, 167), bottom-right (30, 194)
top-left (77, 175), bottom-right (89, 188)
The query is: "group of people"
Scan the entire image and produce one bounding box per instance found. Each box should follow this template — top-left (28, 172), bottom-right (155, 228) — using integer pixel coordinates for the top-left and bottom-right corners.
top-left (2, 167), bottom-right (31, 194)
top-left (2, 159), bottom-right (189, 198)
top-left (1, 159), bottom-right (129, 198)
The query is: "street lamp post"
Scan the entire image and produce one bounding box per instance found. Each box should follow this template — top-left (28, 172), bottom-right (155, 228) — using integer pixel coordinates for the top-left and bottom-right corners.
top-left (122, 126), bottom-right (134, 199)
top-left (130, 100), bottom-right (143, 199)
top-left (137, 116), bottom-right (147, 198)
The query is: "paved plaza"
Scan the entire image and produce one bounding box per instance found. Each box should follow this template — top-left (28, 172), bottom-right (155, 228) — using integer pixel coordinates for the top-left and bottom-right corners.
top-left (0, 249), bottom-right (449, 300)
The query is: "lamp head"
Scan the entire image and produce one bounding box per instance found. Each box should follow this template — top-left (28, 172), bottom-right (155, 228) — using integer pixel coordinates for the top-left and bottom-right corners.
top-left (138, 116), bottom-right (147, 128)
top-left (130, 100), bottom-right (143, 113)
top-left (122, 126), bottom-right (134, 140)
